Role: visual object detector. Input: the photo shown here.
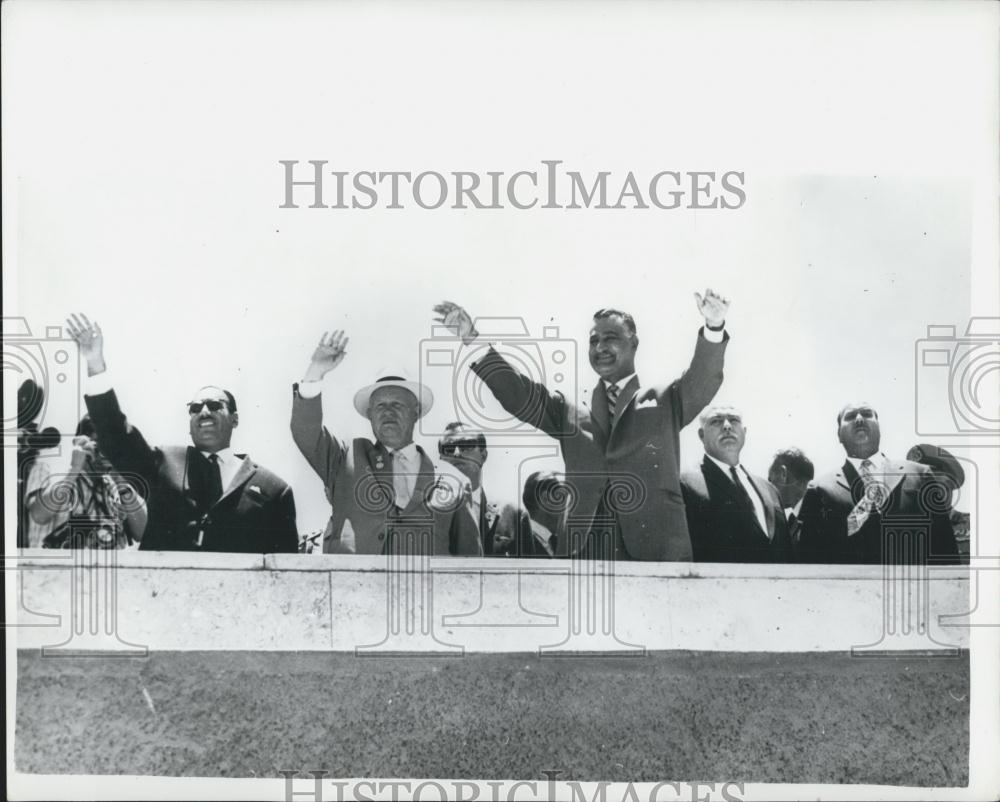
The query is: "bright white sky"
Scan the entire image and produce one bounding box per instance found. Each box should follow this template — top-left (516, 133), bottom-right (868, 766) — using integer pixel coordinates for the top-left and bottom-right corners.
top-left (3, 1), bottom-right (997, 534)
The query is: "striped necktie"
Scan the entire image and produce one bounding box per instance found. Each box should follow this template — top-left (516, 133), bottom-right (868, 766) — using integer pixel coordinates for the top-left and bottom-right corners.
top-left (847, 458), bottom-right (886, 536)
top-left (606, 383), bottom-right (620, 419)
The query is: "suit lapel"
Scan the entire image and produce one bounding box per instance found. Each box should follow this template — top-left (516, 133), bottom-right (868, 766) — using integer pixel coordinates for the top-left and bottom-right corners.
top-left (610, 375), bottom-right (640, 432)
top-left (368, 442), bottom-right (396, 510)
top-left (702, 456), bottom-right (737, 499)
top-left (590, 382), bottom-right (612, 448)
top-left (880, 460), bottom-right (907, 498)
top-left (745, 472), bottom-right (775, 539)
top-left (837, 461), bottom-right (857, 500)
top-left (214, 455), bottom-right (255, 507)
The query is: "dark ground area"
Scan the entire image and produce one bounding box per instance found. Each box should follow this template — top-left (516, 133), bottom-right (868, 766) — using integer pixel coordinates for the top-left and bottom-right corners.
top-left (16, 649), bottom-right (968, 784)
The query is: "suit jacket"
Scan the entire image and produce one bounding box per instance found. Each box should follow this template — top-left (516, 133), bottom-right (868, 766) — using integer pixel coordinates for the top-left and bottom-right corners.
top-left (471, 329), bottom-right (727, 561)
top-left (461, 494), bottom-right (528, 557)
top-left (84, 390), bottom-right (297, 553)
top-left (290, 386), bottom-right (481, 556)
top-left (798, 458), bottom-right (959, 564)
top-left (680, 457), bottom-right (791, 563)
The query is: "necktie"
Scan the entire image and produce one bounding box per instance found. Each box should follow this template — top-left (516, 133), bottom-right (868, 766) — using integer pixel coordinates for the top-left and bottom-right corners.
top-left (205, 453), bottom-right (223, 507)
top-left (846, 458), bottom-right (887, 536)
top-left (390, 450), bottom-right (413, 510)
top-left (730, 466), bottom-right (767, 536)
top-left (606, 383), bottom-right (620, 419)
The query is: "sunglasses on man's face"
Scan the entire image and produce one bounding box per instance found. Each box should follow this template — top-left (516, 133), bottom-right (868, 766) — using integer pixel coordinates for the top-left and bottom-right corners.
top-left (187, 400), bottom-right (228, 415)
top-left (441, 440), bottom-right (482, 456)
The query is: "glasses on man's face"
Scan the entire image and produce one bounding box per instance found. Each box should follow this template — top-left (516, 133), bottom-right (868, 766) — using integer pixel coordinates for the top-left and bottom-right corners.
top-left (187, 400), bottom-right (227, 415)
top-left (441, 440), bottom-right (481, 456)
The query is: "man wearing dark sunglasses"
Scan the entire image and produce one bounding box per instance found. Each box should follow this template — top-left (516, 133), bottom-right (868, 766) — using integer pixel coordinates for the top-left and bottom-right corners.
top-left (67, 314), bottom-right (298, 554)
top-left (437, 422), bottom-right (530, 556)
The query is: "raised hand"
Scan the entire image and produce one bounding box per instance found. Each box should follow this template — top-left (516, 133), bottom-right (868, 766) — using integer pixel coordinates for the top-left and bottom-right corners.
top-left (304, 330), bottom-right (349, 382)
top-left (433, 300), bottom-right (478, 346)
top-left (69, 434), bottom-right (98, 473)
top-left (693, 288), bottom-right (731, 329)
top-left (65, 313), bottom-right (106, 375)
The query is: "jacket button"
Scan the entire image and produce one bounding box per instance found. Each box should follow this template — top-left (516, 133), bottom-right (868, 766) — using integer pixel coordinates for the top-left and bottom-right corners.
top-left (378, 533), bottom-right (385, 540)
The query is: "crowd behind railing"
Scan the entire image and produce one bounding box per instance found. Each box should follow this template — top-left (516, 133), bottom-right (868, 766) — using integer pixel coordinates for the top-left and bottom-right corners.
top-left (15, 294), bottom-right (969, 566)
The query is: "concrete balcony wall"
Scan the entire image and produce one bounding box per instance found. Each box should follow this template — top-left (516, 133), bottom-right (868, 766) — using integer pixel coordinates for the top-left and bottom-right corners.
top-left (10, 550), bottom-right (970, 654)
top-left (11, 551), bottom-right (971, 783)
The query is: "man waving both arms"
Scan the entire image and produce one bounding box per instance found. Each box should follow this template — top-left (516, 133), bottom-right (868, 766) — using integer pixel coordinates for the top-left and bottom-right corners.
top-left (433, 290), bottom-right (730, 562)
top-left (290, 329), bottom-right (480, 556)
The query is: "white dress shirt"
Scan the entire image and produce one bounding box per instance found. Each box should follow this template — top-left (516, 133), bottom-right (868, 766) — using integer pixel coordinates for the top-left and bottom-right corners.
top-left (847, 452), bottom-right (888, 478)
top-left (387, 442), bottom-right (419, 509)
top-left (468, 487), bottom-right (485, 532)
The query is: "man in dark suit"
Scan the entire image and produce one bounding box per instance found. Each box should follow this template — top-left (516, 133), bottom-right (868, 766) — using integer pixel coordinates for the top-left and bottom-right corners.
top-left (767, 447), bottom-right (815, 555)
top-left (437, 422), bottom-right (529, 556)
top-left (681, 405), bottom-right (790, 563)
top-left (66, 314), bottom-right (297, 553)
top-left (290, 330), bottom-right (480, 556)
top-left (518, 470), bottom-right (568, 558)
top-left (433, 290), bottom-right (730, 561)
top-left (906, 443), bottom-right (970, 562)
top-left (798, 402), bottom-right (959, 564)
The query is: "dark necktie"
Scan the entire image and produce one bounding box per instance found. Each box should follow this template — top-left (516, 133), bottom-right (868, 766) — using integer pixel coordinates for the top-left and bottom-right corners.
top-left (205, 453), bottom-right (223, 507)
top-left (606, 383), bottom-right (620, 419)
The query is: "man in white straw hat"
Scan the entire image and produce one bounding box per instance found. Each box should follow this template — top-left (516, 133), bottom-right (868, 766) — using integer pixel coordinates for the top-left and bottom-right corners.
top-left (290, 330), bottom-right (481, 555)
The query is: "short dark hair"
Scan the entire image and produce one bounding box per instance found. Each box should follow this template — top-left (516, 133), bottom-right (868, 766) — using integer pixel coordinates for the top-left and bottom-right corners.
top-left (770, 448), bottom-right (815, 482)
top-left (593, 308), bottom-right (637, 337)
top-left (75, 414), bottom-right (96, 439)
top-left (438, 421), bottom-right (486, 455)
top-left (836, 403), bottom-right (877, 426)
top-left (194, 386), bottom-right (238, 414)
top-left (522, 470), bottom-right (566, 517)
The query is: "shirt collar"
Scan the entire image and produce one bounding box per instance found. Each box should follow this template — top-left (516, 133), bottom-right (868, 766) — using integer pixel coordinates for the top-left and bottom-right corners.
top-left (706, 453), bottom-right (742, 477)
top-left (846, 452), bottom-right (887, 473)
top-left (530, 518), bottom-right (553, 539)
top-left (200, 447), bottom-right (236, 464)
top-left (603, 373), bottom-right (637, 391)
top-left (388, 442), bottom-right (419, 463)
top-left (789, 497), bottom-right (804, 518)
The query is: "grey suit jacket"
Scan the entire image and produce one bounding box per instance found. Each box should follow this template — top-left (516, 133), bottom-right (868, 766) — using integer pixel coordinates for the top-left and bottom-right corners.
top-left (798, 458), bottom-right (958, 564)
top-left (290, 385), bottom-right (481, 556)
top-left (471, 329), bottom-right (727, 561)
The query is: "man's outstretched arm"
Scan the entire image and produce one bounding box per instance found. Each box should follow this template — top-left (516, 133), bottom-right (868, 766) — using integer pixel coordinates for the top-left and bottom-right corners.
top-left (433, 301), bottom-right (568, 436)
top-left (290, 329), bottom-right (349, 488)
top-left (67, 313), bottom-right (159, 492)
top-left (667, 289), bottom-right (731, 428)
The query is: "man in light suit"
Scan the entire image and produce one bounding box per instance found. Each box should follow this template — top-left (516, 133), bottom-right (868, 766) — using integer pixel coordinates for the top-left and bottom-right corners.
top-left (433, 290), bottom-right (730, 561)
top-left (798, 402), bottom-right (959, 564)
top-left (290, 330), bottom-right (480, 556)
top-left (437, 422), bottom-right (529, 556)
top-left (67, 314), bottom-right (297, 554)
top-left (681, 405), bottom-right (790, 563)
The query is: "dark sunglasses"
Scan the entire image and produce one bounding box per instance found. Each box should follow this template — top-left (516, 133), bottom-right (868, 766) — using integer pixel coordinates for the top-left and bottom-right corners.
top-left (187, 400), bottom-right (228, 415)
top-left (441, 440), bottom-right (481, 456)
